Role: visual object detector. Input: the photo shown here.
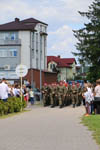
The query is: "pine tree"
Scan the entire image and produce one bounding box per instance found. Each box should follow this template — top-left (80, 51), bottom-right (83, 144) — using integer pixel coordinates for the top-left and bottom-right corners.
top-left (73, 0), bottom-right (100, 82)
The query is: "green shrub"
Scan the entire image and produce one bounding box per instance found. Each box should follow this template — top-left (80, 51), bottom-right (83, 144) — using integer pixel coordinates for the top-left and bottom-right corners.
top-left (0, 97), bottom-right (27, 116)
top-left (22, 96), bottom-right (27, 109)
top-left (3, 102), bottom-right (9, 115)
top-left (0, 101), bottom-right (4, 116)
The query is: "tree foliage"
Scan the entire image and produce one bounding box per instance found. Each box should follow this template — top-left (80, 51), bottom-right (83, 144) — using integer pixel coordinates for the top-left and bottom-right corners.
top-left (73, 0), bottom-right (100, 82)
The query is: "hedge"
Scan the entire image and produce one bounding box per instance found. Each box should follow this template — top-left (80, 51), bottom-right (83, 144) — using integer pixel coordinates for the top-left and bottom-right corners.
top-left (0, 97), bottom-right (27, 116)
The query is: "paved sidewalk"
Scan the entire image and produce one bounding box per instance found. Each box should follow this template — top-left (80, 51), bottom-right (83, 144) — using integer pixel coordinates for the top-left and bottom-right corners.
top-left (0, 106), bottom-right (99, 150)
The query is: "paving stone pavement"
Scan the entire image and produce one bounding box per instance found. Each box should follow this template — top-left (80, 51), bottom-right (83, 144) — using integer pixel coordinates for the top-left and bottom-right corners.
top-left (0, 105), bottom-right (99, 150)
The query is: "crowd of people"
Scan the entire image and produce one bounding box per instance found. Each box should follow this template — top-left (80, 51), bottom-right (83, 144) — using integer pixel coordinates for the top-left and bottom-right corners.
top-left (0, 78), bottom-right (100, 115)
top-left (41, 79), bottom-right (100, 116)
top-left (0, 78), bottom-right (35, 105)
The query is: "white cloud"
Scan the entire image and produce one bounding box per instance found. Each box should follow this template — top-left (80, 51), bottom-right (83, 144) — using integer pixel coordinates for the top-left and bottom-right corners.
top-left (0, 0), bottom-right (94, 59)
top-left (48, 25), bottom-right (77, 58)
top-left (0, 0), bottom-right (93, 24)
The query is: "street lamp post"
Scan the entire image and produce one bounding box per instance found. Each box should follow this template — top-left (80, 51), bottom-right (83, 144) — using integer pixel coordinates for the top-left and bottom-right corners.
top-left (40, 33), bottom-right (42, 103)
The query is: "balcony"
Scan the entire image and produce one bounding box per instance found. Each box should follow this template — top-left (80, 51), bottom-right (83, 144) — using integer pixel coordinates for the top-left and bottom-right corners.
top-left (0, 39), bottom-right (21, 46)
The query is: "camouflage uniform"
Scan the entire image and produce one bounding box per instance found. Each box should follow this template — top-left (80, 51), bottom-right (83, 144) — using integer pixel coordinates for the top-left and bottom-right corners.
top-left (63, 85), bottom-right (68, 106)
top-left (77, 84), bottom-right (82, 106)
top-left (50, 85), bottom-right (55, 108)
top-left (71, 84), bottom-right (78, 108)
top-left (41, 86), bottom-right (47, 106)
top-left (68, 85), bottom-right (72, 105)
top-left (59, 85), bottom-right (64, 108)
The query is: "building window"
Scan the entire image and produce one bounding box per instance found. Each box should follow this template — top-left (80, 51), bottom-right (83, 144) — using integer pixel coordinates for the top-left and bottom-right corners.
top-left (0, 48), bottom-right (17, 57)
top-left (36, 58), bottom-right (38, 69)
top-left (40, 25), bottom-right (42, 32)
top-left (44, 26), bottom-right (47, 32)
top-left (0, 32), bottom-right (18, 40)
top-left (50, 64), bottom-right (52, 69)
top-left (13, 50), bottom-right (17, 56)
top-left (44, 36), bottom-right (47, 47)
top-left (36, 49), bottom-right (38, 57)
top-left (32, 32), bottom-right (34, 49)
top-left (40, 35), bottom-right (42, 57)
top-left (50, 64), bottom-right (55, 69)
top-left (32, 49), bottom-right (34, 58)
top-left (50, 63), bottom-right (56, 72)
top-left (36, 33), bottom-right (38, 51)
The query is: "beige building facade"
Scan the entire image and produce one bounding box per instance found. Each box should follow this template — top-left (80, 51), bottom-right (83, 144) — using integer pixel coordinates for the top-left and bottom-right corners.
top-left (47, 56), bottom-right (76, 82)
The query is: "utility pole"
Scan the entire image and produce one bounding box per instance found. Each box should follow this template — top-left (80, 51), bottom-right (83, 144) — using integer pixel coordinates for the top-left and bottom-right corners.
top-left (30, 32), bottom-right (34, 89)
top-left (40, 33), bottom-right (42, 103)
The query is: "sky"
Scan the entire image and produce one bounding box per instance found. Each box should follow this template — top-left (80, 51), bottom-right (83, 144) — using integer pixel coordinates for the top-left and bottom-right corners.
top-left (0, 0), bottom-right (93, 60)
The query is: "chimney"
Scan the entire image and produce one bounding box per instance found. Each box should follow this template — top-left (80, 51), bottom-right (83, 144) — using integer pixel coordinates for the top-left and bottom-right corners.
top-left (58, 55), bottom-right (60, 58)
top-left (15, 18), bottom-right (20, 22)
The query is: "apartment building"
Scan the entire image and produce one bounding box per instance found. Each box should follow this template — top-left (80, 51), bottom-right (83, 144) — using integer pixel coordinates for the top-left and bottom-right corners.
top-left (0, 18), bottom-right (48, 80)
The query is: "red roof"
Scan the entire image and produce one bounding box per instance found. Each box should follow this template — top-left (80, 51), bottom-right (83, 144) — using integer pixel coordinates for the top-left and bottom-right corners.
top-left (47, 56), bottom-right (60, 64)
top-left (0, 18), bottom-right (48, 31)
top-left (61, 58), bottom-right (76, 64)
top-left (47, 56), bottom-right (76, 68)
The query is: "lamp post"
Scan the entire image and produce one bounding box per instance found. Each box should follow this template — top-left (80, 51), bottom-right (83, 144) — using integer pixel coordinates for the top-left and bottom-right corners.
top-left (40, 33), bottom-right (42, 103)
top-left (30, 32), bottom-right (34, 89)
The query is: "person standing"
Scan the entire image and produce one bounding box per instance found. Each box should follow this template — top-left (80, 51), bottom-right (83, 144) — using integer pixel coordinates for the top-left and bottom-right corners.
top-left (87, 83), bottom-right (94, 114)
top-left (83, 87), bottom-right (93, 116)
top-left (94, 79), bottom-right (100, 114)
top-left (82, 80), bottom-right (88, 106)
top-left (29, 88), bottom-right (35, 105)
top-left (71, 83), bottom-right (77, 108)
top-left (0, 78), bottom-right (9, 102)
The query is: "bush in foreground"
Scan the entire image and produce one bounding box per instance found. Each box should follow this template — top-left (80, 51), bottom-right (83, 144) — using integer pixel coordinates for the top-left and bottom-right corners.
top-left (0, 97), bottom-right (27, 116)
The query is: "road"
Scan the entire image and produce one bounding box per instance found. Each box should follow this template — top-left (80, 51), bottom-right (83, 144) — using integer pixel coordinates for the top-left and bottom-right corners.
top-left (0, 105), bottom-right (99, 150)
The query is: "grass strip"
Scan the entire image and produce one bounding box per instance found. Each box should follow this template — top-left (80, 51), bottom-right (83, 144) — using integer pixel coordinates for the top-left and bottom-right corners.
top-left (82, 115), bottom-right (100, 145)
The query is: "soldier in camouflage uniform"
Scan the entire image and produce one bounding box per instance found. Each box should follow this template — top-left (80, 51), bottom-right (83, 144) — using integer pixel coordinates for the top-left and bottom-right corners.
top-left (76, 83), bottom-right (82, 106)
top-left (50, 84), bottom-right (56, 108)
top-left (67, 84), bottom-right (72, 105)
top-left (46, 85), bottom-right (51, 106)
top-left (63, 83), bottom-right (68, 106)
top-left (58, 82), bottom-right (64, 108)
top-left (71, 83), bottom-right (78, 108)
top-left (41, 84), bottom-right (47, 106)
top-left (41, 81), bottom-right (74, 108)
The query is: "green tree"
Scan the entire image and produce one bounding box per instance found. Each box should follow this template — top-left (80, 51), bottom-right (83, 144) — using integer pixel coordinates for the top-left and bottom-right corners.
top-left (73, 0), bottom-right (100, 82)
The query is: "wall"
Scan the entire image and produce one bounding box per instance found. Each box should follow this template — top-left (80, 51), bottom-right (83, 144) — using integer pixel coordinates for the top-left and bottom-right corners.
top-left (60, 68), bottom-right (66, 81)
top-left (34, 23), bottom-right (47, 70)
top-left (19, 31), bottom-right (30, 68)
top-left (24, 69), bottom-right (57, 89)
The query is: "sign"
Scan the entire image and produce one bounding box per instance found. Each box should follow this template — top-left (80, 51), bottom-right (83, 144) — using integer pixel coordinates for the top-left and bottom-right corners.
top-left (16, 64), bottom-right (28, 77)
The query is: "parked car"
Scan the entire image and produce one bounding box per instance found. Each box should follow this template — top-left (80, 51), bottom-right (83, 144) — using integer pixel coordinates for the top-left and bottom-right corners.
top-left (26, 85), bottom-right (42, 101)
top-left (34, 88), bottom-right (41, 101)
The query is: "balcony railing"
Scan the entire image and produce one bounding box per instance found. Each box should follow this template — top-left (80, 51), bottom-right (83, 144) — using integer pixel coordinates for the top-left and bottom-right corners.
top-left (0, 39), bottom-right (21, 46)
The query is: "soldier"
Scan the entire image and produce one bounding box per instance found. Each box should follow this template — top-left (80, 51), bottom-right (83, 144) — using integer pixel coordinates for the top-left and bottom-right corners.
top-left (68, 84), bottom-right (72, 105)
top-left (63, 83), bottom-right (68, 106)
top-left (58, 82), bottom-right (64, 108)
top-left (50, 83), bottom-right (56, 108)
top-left (76, 82), bottom-right (82, 106)
top-left (71, 82), bottom-right (78, 108)
top-left (46, 85), bottom-right (51, 106)
top-left (54, 83), bottom-right (59, 106)
top-left (56, 84), bottom-right (60, 106)
top-left (41, 83), bottom-right (47, 106)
